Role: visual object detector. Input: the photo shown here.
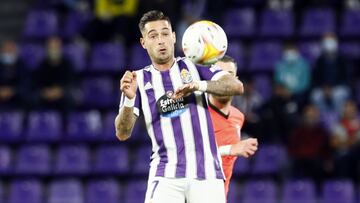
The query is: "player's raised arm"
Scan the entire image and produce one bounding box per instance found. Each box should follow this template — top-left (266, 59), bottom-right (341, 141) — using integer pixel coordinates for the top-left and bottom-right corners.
top-left (115, 71), bottom-right (139, 141)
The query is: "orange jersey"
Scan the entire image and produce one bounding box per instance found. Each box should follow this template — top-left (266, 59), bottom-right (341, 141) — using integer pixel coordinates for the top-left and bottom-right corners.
top-left (209, 102), bottom-right (245, 197)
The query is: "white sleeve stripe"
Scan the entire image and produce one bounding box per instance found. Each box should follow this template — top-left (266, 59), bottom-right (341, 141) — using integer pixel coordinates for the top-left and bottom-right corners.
top-left (211, 71), bottom-right (229, 81)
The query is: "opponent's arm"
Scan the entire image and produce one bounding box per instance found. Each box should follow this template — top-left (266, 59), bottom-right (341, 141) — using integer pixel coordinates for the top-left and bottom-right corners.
top-left (115, 71), bottom-right (138, 141)
top-left (219, 138), bottom-right (258, 158)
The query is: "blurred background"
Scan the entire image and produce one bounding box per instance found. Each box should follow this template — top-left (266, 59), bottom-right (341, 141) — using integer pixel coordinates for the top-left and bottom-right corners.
top-left (0, 0), bottom-right (359, 202)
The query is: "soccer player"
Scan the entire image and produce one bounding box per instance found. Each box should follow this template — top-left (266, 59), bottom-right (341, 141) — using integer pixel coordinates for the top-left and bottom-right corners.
top-left (208, 55), bottom-right (258, 199)
top-left (115, 10), bottom-right (244, 203)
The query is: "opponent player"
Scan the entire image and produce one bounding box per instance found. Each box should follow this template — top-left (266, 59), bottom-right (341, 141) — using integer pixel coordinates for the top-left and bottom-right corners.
top-left (208, 55), bottom-right (258, 199)
top-left (115, 10), bottom-right (244, 203)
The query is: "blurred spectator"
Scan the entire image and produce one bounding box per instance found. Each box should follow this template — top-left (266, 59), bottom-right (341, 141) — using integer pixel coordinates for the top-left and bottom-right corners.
top-left (288, 104), bottom-right (331, 183)
top-left (259, 83), bottom-right (299, 143)
top-left (0, 40), bottom-right (28, 109)
top-left (345, 0), bottom-right (360, 9)
top-left (311, 33), bottom-right (352, 115)
top-left (274, 43), bottom-right (311, 106)
top-left (330, 100), bottom-right (360, 180)
top-left (32, 37), bottom-right (75, 115)
top-left (232, 77), bottom-right (263, 138)
top-left (268, 0), bottom-right (294, 9)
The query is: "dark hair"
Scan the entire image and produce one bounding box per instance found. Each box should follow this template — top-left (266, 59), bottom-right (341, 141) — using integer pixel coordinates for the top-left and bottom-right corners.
top-left (218, 55), bottom-right (237, 70)
top-left (138, 10), bottom-right (171, 33)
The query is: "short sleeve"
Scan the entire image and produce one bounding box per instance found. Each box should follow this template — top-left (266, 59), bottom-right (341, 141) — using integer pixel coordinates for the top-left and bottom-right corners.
top-left (196, 64), bottom-right (229, 81)
top-left (119, 89), bottom-right (141, 117)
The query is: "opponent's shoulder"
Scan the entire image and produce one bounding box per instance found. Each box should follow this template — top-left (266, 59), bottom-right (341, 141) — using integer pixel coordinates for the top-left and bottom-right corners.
top-left (230, 106), bottom-right (245, 119)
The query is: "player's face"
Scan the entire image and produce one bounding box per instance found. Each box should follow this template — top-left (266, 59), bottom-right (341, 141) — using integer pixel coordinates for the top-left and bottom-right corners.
top-left (140, 20), bottom-right (176, 65)
top-left (213, 61), bottom-right (237, 103)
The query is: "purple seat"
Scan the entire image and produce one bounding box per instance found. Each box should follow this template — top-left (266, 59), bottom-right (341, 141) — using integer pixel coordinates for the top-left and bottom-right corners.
top-left (20, 44), bottom-right (45, 70)
top-left (252, 144), bottom-right (286, 175)
top-left (0, 111), bottom-right (23, 142)
top-left (23, 10), bottom-right (58, 39)
top-left (94, 145), bottom-right (130, 174)
top-left (81, 77), bottom-right (117, 109)
top-left (49, 179), bottom-right (84, 203)
top-left (232, 157), bottom-right (250, 176)
top-left (340, 42), bottom-right (360, 59)
top-left (223, 9), bottom-right (255, 38)
top-left (226, 41), bottom-right (245, 71)
top-left (89, 43), bottom-right (125, 72)
top-left (298, 41), bottom-right (321, 66)
top-left (55, 145), bottom-right (90, 175)
top-left (322, 180), bottom-right (355, 203)
top-left (260, 10), bottom-right (294, 38)
top-left (16, 145), bottom-right (51, 175)
top-left (300, 8), bottom-right (335, 37)
top-left (130, 44), bottom-right (151, 70)
top-left (64, 43), bottom-right (86, 72)
top-left (102, 112), bottom-right (118, 141)
top-left (62, 11), bottom-right (91, 38)
top-left (8, 180), bottom-right (44, 203)
top-left (282, 180), bottom-right (316, 203)
top-left (67, 111), bottom-right (102, 141)
top-left (124, 180), bottom-right (147, 203)
top-left (243, 180), bottom-right (277, 203)
top-left (0, 146), bottom-right (12, 174)
top-left (228, 181), bottom-right (241, 203)
top-left (27, 111), bottom-right (62, 142)
top-left (340, 10), bottom-right (360, 37)
top-left (133, 146), bottom-right (152, 175)
top-left (254, 75), bottom-right (272, 101)
top-left (86, 180), bottom-right (121, 203)
top-left (249, 42), bottom-right (282, 71)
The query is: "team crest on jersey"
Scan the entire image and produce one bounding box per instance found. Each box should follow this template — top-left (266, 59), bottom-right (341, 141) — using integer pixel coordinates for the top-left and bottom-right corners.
top-left (156, 91), bottom-right (188, 118)
top-left (180, 68), bottom-right (193, 84)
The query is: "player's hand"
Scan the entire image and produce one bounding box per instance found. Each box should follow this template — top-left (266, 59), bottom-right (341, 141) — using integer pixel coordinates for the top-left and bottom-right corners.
top-left (172, 82), bottom-right (198, 100)
top-left (230, 138), bottom-right (258, 158)
top-left (120, 71), bottom-right (138, 99)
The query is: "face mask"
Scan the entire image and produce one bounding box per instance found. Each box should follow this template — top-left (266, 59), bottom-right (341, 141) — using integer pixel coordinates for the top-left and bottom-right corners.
top-left (284, 50), bottom-right (298, 62)
top-left (1, 53), bottom-right (16, 65)
top-left (48, 49), bottom-right (61, 60)
top-left (322, 38), bottom-right (338, 52)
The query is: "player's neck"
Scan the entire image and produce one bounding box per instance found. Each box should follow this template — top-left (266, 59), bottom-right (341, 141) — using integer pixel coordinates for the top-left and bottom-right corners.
top-left (209, 96), bottom-right (231, 115)
top-left (153, 58), bottom-right (176, 71)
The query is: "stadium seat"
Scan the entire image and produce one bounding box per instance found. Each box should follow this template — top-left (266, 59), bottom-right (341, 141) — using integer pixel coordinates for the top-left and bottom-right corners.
top-left (300, 8), bottom-right (335, 37)
top-left (49, 179), bottom-right (84, 203)
top-left (281, 179), bottom-right (316, 203)
top-left (0, 111), bottom-right (23, 142)
top-left (223, 9), bottom-right (255, 38)
top-left (62, 11), bottom-right (91, 39)
top-left (340, 9), bottom-right (360, 37)
top-left (226, 41), bottom-right (245, 71)
top-left (243, 180), bottom-right (277, 203)
top-left (252, 144), bottom-right (286, 176)
top-left (124, 180), bottom-right (147, 203)
top-left (93, 145), bottom-right (130, 175)
top-left (322, 180), bottom-right (355, 203)
top-left (27, 111), bottom-right (62, 142)
top-left (8, 179), bottom-right (44, 203)
top-left (102, 112), bottom-right (118, 141)
top-left (228, 181), bottom-right (241, 203)
top-left (54, 145), bottom-right (90, 175)
top-left (63, 43), bottom-right (87, 72)
top-left (249, 42), bottom-right (282, 71)
top-left (89, 43), bottom-right (125, 72)
top-left (232, 157), bottom-right (250, 176)
top-left (254, 74), bottom-right (272, 101)
top-left (298, 41), bottom-right (321, 66)
top-left (86, 179), bottom-right (121, 203)
top-left (130, 44), bottom-right (151, 70)
top-left (81, 77), bottom-right (118, 109)
top-left (66, 111), bottom-right (102, 141)
top-left (259, 9), bottom-right (294, 38)
top-left (23, 10), bottom-right (58, 39)
top-left (19, 43), bottom-right (45, 70)
top-left (132, 145), bottom-right (152, 175)
top-left (339, 42), bottom-right (360, 60)
top-left (16, 145), bottom-right (51, 175)
top-left (0, 146), bottom-right (12, 174)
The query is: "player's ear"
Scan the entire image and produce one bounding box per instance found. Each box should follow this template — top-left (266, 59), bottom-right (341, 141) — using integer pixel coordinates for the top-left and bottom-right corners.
top-left (172, 32), bottom-right (176, 44)
top-left (140, 37), bottom-right (146, 49)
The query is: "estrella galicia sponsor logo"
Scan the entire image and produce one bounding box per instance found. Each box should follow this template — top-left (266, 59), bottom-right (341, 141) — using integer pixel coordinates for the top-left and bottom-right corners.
top-left (156, 91), bottom-right (188, 118)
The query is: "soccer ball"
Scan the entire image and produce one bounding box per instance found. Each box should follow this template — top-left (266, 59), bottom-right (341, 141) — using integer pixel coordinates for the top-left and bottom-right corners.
top-left (182, 20), bottom-right (228, 65)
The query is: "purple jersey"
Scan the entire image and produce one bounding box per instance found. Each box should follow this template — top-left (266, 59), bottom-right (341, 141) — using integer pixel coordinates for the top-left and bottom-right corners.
top-left (120, 57), bottom-right (227, 180)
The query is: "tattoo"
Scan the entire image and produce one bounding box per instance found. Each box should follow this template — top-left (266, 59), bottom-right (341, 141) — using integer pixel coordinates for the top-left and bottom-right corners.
top-left (115, 107), bottom-right (137, 141)
top-left (206, 74), bottom-right (243, 96)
